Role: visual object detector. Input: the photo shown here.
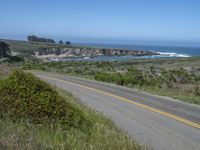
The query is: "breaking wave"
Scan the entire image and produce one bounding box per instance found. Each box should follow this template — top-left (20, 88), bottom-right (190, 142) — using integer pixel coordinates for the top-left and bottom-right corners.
top-left (158, 52), bottom-right (191, 58)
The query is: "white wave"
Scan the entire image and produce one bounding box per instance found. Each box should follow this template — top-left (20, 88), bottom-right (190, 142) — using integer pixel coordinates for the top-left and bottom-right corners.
top-left (158, 52), bottom-right (190, 57)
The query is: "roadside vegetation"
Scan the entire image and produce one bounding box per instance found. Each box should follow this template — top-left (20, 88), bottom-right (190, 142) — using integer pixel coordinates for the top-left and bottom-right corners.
top-left (0, 70), bottom-right (143, 150)
top-left (23, 57), bottom-right (200, 104)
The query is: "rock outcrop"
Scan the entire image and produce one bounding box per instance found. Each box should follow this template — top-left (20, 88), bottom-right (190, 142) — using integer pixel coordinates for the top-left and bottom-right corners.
top-left (35, 46), bottom-right (159, 58)
top-left (0, 41), bottom-right (10, 58)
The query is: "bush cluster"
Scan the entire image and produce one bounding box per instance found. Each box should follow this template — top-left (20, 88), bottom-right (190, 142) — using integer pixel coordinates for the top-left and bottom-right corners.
top-left (95, 67), bottom-right (200, 92)
top-left (22, 60), bottom-right (200, 104)
top-left (0, 70), bottom-right (91, 130)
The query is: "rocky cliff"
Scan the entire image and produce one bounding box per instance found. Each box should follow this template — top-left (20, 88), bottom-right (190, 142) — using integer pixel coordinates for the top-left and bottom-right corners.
top-left (0, 41), bottom-right (11, 58)
top-left (35, 46), bottom-right (159, 58)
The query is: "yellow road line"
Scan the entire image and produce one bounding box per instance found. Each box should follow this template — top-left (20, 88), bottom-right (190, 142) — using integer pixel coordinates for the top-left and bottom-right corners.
top-left (40, 75), bottom-right (200, 129)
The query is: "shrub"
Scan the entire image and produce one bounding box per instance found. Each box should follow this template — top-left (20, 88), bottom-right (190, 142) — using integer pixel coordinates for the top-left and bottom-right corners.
top-left (8, 56), bottom-right (24, 63)
top-left (0, 70), bottom-right (91, 130)
top-left (195, 86), bottom-right (200, 96)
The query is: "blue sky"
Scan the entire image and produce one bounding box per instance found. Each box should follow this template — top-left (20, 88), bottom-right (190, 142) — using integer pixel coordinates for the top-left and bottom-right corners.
top-left (1, 0), bottom-right (200, 46)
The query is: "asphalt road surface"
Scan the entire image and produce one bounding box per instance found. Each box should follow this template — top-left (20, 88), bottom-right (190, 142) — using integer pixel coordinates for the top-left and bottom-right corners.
top-left (34, 71), bottom-right (200, 150)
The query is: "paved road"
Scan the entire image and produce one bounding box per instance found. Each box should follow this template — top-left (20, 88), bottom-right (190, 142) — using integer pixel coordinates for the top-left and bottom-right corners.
top-left (34, 72), bottom-right (200, 150)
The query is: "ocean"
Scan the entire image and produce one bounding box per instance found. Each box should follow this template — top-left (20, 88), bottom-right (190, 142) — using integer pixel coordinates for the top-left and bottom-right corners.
top-left (78, 43), bottom-right (200, 57)
top-left (53, 43), bottom-right (200, 62)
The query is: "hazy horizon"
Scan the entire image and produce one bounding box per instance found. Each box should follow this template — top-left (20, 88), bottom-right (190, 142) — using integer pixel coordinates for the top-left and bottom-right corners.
top-left (2, 37), bottom-right (200, 48)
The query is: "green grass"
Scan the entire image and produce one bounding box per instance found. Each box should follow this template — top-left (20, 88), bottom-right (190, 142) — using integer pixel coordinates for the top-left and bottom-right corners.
top-left (0, 70), bottom-right (144, 150)
top-left (141, 86), bottom-right (200, 104)
top-left (0, 70), bottom-right (91, 130)
top-left (0, 91), bottom-right (143, 150)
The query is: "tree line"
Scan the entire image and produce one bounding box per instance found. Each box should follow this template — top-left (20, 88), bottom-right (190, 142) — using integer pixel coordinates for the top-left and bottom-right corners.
top-left (27, 35), bottom-right (56, 43)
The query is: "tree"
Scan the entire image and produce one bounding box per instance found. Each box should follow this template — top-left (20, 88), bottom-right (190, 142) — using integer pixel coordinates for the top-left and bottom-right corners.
top-left (27, 35), bottom-right (37, 42)
top-left (27, 35), bottom-right (55, 43)
top-left (59, 40), bottom-right (63, 44)
top-left (65, 41), bottom-right (71, 45)
top-left (0, 41), bottom-right (11, 58)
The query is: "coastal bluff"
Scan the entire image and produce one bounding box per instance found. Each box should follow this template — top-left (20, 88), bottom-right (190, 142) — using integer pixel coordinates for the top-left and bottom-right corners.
top-left (35, 46), bottom-right (159, 58)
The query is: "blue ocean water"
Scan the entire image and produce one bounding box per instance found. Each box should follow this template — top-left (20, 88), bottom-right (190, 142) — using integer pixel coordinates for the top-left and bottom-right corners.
top-left (78, 43), bottom-right (200, 57)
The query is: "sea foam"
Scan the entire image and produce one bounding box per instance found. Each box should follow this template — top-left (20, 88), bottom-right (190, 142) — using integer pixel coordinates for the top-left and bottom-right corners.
top-left (158, 52), bottom-right (190, 57)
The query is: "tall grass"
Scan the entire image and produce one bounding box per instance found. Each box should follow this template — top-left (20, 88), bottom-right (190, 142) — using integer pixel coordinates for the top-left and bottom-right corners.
top-left (0, 64), bottom-right (13, 79)
top-left (0, 90), bottom-right (144, 150)
top-left (0, 71), bottom-right (144, 150)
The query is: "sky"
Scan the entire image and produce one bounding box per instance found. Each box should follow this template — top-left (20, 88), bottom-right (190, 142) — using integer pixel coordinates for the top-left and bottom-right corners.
top-left (1, 0), bottom-right (200, 46)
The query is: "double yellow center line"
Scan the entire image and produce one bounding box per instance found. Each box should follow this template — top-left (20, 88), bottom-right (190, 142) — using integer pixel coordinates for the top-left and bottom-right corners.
top-left (40, 75), bottom-right (200, 129)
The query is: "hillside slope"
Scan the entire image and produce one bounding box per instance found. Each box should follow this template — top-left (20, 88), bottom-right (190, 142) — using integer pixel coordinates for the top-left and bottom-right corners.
top-left (0, 70), bottom-right (143, 150)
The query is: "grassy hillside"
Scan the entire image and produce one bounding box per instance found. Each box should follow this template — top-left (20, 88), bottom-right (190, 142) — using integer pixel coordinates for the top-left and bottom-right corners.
top-left (0, 39), bottom-right (73, 55)
top-left (0, 70), bottom-right (143, 150)
top-left (23, 57), bottom-right (200, 104)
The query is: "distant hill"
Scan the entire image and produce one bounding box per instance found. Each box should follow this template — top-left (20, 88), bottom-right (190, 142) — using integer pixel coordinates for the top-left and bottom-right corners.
top-left (0, 39), bottom-right (73, 55)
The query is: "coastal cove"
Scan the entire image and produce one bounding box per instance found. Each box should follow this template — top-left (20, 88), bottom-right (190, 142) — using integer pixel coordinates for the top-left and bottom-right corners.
top-left (1, 39), bottom-right (199, 62)
top-left (48, 54), bottom-right (180, 62)
top-left (77, 43), bottom-right (200, 56)
top-left (46, 43), bottom-right (200, 62)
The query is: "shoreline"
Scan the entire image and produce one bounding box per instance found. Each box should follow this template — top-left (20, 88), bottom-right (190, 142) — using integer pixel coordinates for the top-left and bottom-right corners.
top-left (37, 54), bottom-right (194, 62)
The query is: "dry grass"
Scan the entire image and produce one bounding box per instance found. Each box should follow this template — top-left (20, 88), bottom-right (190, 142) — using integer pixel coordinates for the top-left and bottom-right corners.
top-left (0, 64), bottom-right (13, 79)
